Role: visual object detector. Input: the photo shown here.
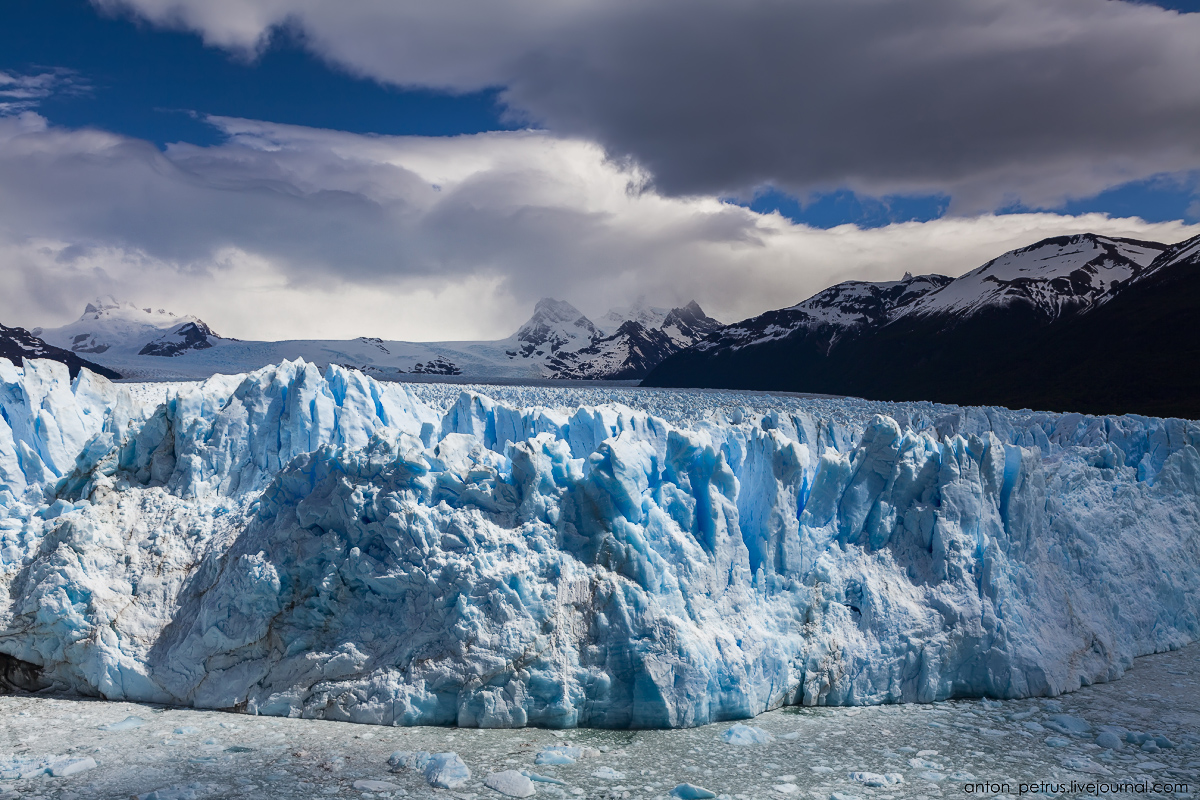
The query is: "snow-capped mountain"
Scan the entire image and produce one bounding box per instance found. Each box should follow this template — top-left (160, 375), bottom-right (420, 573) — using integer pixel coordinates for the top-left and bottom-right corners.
top-left (645, 232), bottom-right (1200, 418)
top-left (597, 298), bottom-right (671, 336)
top-left (895, 234), bottom-right (1166, 322)
top-left (509, 298), bottom-right (600, 360)
top-left (0, 321), bottom-right (120, 379)
top-left (35, 296), bottom-right (218, 356)
top-left (659, 300), bottom-right (723, 346)
top-left (30, 296), bottom-right (720, 382)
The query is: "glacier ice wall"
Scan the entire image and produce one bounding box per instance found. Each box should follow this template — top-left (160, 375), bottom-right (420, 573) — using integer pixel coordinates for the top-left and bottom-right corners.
top-left (1, 358), bottom-right (1198, 728)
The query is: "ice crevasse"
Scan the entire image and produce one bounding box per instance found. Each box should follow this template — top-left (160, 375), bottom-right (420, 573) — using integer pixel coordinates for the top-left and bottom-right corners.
top-left (0, 357), bottom-right (1198, 728)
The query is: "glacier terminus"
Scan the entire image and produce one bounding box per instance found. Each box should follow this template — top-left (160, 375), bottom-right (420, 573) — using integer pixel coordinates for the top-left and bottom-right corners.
top-left (0, 358), bottom-right (1197, 729)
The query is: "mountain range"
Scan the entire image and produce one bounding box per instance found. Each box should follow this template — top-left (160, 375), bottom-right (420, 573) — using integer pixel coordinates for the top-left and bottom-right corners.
top-left (4, 297), bottom-right (721, 382)
top-left (4, 231), bottom-right (1198, 417)
top-left (644, 232), bottom-right (1200, 419)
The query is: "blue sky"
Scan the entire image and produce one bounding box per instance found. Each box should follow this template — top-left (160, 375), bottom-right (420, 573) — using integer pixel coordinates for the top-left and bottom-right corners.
top-left (2, 0), bottom-right (1200, 339)
top-left (0, 0), bottom-right (515, 146)
top-left (4, 0), bottom-right (1199, 230)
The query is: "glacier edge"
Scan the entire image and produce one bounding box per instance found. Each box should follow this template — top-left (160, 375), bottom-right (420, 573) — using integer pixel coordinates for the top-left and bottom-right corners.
top-left (0, 357), bottom-right (1197, 728)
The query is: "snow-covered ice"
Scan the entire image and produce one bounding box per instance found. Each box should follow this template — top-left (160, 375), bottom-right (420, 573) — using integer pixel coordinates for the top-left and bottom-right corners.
top-left (1, 357), bottom-right (1199, 732)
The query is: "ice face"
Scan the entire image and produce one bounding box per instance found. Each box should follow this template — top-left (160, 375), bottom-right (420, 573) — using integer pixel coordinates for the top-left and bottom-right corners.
top-left (0, 357), bottom-right (1198, 728)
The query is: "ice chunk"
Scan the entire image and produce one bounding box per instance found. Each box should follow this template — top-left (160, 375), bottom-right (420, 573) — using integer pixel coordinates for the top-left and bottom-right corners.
top-left (592, 767), bottom-right (626, 780)
top-left (99, 715), bottom-right (146, 731)
top-left (49, 757), bottom-right (97, 777)
top-left (848, 772), bottom-right (903, 787)
top-left (1044, 737), bottom-right (1071, 748)
top-left (1095, 732), bottom-right (1123, 749)
top-left (354, 779), bottom-right (402, 792)
top-left (721, 725), bottom-right (774, 745)
top-left (425, 752), bottom-right (471, 789)
top-left (486, 770), bottom-right (536, 797)
top-left (773, 785), bottom-right (797, 794)
top-left (1061, 758), bottom-right (1112, 775)
top-left (1046, 715), bottom-right (1091, 735)
top-left (535, 746), bottom-right (588, 765)
top-left (672, 783), bottom-right (718, 799)
top-left (390, 750), bottom-right (432, 770)
top-left (137, 786), bottom-right (202, 800)
top-left (521, 772), bottom-right (566, 785)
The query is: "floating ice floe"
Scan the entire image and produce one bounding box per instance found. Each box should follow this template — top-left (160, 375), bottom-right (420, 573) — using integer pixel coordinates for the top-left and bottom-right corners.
top-left (486, 770), bottom-right (537, 797)
top-left (535, 745), bottom-right (599, 765)
top-left (353, 779), bottom-right (402, 792)
top-left (424, 752), bottom-right (471, 789)
top-left (389, 751), bottom-right (432, 771)
top-left (99, 715), bottom-right (145, 731)
top-left (721, 725), bottom-right (774, 745)
top-left (847, 772), bottom-right (903, 787)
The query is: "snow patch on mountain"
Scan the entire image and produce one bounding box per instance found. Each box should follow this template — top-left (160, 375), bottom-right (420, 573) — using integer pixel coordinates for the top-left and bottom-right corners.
top-left (897, 234), bottom-right (1166, 322)
top-left (0, 358), bottom-right (1196, 728)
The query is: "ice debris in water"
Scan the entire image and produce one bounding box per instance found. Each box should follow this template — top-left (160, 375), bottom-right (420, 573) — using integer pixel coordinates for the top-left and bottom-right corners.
top-left (424, 752), bottom-right (471, 789)
top-left (592, 767), bottom-right (626, 780)
top-left (722, 725), bottom-right (774, 745)
top-left (672, 783), bottom-right (718, 799)
top-left (0, 357), bottom-right (1199, 728)
top-left (485, 770), bottom-right (537, 797)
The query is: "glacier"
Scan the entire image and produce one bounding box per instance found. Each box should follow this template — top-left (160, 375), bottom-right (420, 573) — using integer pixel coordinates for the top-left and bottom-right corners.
top-left (0, 357), bottom-right (1198, 729)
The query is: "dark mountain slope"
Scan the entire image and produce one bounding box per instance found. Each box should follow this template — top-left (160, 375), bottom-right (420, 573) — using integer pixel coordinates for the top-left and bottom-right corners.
top-left (645, 233), bottom-right (1200, 418)
top-left (0, 323), bottom-right (122, 379)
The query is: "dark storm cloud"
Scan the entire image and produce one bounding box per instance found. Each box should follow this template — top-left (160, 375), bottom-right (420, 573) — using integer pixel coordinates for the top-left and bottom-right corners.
top-left (103, 0), bottom-right (1200, 209)
top-left (498, 0), bottom-right (1200, 207)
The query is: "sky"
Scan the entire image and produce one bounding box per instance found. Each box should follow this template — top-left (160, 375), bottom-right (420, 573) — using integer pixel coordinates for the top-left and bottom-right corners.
top-left (2, 0), bottom-right (1200, 341)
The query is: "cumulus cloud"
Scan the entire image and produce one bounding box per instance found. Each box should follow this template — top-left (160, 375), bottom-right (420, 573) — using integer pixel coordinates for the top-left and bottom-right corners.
top-left (95, 0), bottom-right (1200, 209)
top-left (1, 113), bottom-right (1197, 341)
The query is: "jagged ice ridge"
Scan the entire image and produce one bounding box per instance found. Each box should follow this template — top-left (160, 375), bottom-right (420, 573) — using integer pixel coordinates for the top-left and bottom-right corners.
top-left (0, 358), bottom-right (1198, 728)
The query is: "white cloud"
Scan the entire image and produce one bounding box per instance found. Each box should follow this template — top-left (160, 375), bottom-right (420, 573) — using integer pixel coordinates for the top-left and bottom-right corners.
top-left (0, 69), bottom-right (86, 116)
top-left (1, 114), bottom-right (1197, 341)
